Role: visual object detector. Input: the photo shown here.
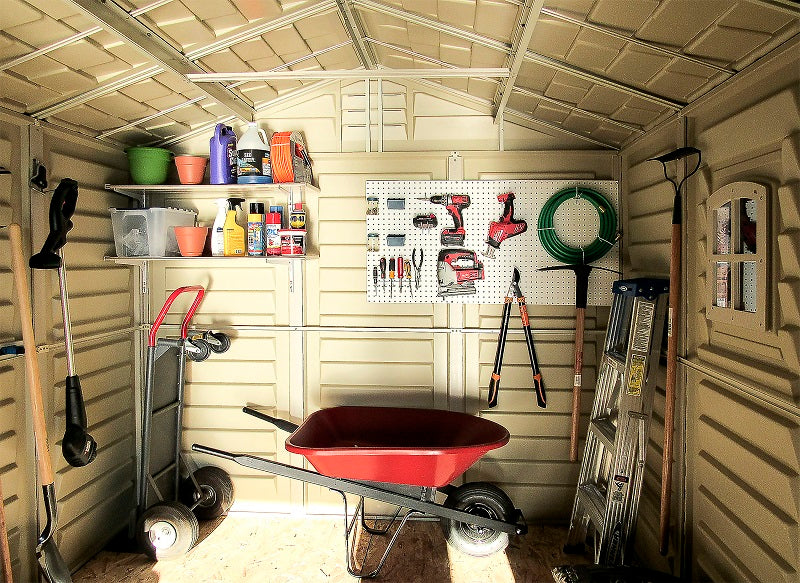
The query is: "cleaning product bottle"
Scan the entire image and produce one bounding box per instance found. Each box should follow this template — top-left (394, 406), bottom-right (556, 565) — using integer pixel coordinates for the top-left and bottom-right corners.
top-left (211, 198), bottom-right (228, 256)
top-left (224, 198), bottom-right (246, 256)
top-left (237, 122), bottom-right (272, 184)
top-left (247, 202), bottom-right (266, 256)
top-left (210, 124), bottom-right (237, 184)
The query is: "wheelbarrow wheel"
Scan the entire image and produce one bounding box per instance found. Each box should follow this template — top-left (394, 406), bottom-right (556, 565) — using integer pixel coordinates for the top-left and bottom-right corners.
top-left (440, 482), bottom-right (516, 557)
top-left (181, 465), bottom-right (234, 520)
top-left (208, 332), bottom-right (231, 354)
top-left (137, 501), bottom-right (199, 561)
top-left (187, 338), bottom-right (210, 362)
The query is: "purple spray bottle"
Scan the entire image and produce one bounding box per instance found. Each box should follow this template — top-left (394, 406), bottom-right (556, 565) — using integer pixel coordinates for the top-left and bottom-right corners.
top-left (210, 124), bottom-right (237, 184)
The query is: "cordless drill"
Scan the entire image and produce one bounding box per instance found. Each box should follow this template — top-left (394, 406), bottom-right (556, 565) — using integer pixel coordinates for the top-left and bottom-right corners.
top-left (417, 194), bottom-right (470, 245)
top-left (485, 192), bottom-right (527, 258)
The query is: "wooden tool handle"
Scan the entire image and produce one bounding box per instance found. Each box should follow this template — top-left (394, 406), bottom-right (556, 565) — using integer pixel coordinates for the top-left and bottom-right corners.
top-left (9, 224), bottom-right (55, 486)
top-left (660, 222), bottom-right (681, 554)
top-left (0, 475), bottom-right (12, 583)
top-left (570, 307), bottom-right (586, 463)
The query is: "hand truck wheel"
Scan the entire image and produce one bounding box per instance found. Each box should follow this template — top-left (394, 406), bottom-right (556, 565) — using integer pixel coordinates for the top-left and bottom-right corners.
top-left (137, 501), bottom-right (199, 560)
top-left (439, 482), bottom-right (516, 557)
top-left (207, 332), bottom-right (231, 354)
top-left (181, 465), bottom-right (234, 520)
top-left (187, 338), bottom-right (210, 362)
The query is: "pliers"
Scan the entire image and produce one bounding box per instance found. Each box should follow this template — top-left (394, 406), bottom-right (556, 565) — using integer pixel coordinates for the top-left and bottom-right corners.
top-left (412, 248), bottom-right (423, 290)
top-left (488, 268), bottom-right (546, 409)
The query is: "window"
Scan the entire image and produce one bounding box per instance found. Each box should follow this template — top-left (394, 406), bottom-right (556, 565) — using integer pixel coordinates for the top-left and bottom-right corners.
top-left (707, 182), bottom-right (768, 330)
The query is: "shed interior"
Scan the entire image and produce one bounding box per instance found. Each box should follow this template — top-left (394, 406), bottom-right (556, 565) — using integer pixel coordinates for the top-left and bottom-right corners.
top-left (0, 0), bottom-right (799, 581)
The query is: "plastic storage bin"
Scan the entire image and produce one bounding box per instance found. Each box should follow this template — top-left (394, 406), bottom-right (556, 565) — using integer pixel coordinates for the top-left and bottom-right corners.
top-left (111, 208), bottom-right (197, 257)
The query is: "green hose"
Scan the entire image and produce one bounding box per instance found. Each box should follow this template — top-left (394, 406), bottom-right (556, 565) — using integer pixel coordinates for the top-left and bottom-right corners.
top-left (537, 186), bottom-right (618, 264)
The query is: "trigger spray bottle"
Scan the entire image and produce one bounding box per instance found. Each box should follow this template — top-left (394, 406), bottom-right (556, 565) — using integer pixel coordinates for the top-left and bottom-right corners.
top-left (223, 197), bottom-right (246, 256)
top-left (211, 198), bottom-right (228, 256)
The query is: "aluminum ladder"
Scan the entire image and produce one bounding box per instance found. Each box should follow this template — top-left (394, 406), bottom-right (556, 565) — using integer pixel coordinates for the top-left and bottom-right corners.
top-left (564, 278), bottom-right (669, 566)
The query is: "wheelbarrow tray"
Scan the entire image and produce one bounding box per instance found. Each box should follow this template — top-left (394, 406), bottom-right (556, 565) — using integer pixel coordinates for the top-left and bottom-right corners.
top-left (284, 406), bottom-right (509, 488)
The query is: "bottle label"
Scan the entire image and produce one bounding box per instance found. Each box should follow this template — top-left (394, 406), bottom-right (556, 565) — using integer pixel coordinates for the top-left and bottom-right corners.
top-left (237, 149), bottom-right (271, 178)
top-left (248, 222), bottom-right (265, 255)
top-left (227, 143), bottom-right (237, 181)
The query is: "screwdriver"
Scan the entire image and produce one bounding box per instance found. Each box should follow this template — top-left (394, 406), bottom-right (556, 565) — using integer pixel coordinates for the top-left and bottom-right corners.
top-left (397, 256), bottom-right (404, 294)
top-left (380, 257), bottom-right (386, 293)
top-left (404, 259), bottom-right (412, 298)
top-left (372, 265), bottom-right (378, 295)
top-left (389, 258), bottom-right (396, 298)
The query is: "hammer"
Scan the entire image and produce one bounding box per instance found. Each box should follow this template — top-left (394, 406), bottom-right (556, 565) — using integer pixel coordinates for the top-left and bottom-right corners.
top-left (539, 263), bottom-right (619, 463)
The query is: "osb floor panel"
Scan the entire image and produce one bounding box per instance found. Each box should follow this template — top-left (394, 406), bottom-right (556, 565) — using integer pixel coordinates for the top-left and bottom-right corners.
top-left (73, 514), bottom-right (592, 582)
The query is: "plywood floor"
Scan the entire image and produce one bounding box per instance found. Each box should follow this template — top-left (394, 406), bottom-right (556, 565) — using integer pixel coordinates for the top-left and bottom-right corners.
top-left (73, 514), bottom-right (592, 582)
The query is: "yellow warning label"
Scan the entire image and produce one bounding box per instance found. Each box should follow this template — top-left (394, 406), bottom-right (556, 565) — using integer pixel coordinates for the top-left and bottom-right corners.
top-left (627, 354), bottom-right (646, 395)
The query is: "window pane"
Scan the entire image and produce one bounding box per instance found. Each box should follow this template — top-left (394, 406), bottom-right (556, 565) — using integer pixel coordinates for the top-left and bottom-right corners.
top-left (740, 198), bottom-right (757, 254)
top-left (714, 262), bottom-right (731, 308)
top-left (714, 202), bottom-right (731, 254)
top-left (740, 262), bottom-right (757, 313)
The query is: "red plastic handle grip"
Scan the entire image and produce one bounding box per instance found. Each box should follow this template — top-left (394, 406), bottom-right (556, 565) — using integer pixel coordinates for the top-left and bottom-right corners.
top-left (148, 285), bottom-right (205, 346)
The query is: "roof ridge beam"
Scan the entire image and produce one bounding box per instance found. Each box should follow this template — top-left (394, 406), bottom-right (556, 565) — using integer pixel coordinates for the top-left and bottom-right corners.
top-left (493, 0), bottom-right (546, 122)
top-left (67, 0), bottom-right (255, 121)
top-left (187, 69), bottom-right (510, 81)
top-left (335, 0), bottom-right (377, 69)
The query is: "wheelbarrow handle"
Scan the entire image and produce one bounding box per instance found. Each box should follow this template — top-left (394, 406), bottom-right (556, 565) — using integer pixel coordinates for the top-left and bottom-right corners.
top-left (243, 407), bottom-right (300, 433)
top-left (148, 285), bottom-right (205, 346)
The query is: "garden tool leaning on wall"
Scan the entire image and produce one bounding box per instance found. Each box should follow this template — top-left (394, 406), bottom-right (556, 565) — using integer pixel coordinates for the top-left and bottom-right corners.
top-left (9, 223), bottom-right (72, 583)
top-left (488, 268), bottom-right (546, 409)
top-left (539, 263), bottom-right (620, 462)
top-left (647, 146), bottom-right (701, 555)
top-left (29, 178), bottom-right (97, 467)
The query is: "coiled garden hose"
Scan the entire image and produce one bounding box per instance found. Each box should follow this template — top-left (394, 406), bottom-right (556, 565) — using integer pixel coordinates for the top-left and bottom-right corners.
top-left (537, 186), bottom-right (618, 264)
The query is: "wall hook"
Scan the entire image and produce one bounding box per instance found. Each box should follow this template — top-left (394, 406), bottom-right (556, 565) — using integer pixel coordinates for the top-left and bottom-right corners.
top-left (31, 159), bottom-right (47, 190)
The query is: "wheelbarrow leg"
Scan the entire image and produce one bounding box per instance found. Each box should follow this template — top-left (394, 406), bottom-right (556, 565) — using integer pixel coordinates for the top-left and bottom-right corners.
top-left (335, 491), bottom-right (422, 579)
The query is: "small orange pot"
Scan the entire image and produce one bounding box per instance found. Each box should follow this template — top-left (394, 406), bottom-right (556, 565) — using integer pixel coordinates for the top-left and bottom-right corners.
top-left (174, 226), bottom-right (209, 257)
top-left (175, 155), bottom-right (207, 185)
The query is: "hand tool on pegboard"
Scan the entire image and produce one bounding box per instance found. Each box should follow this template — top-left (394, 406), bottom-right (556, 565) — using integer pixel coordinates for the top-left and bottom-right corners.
top-left (484, 192), bottom-right (527, 258)
top-left (412, 248), bottom-right (423, 290)
top-left (380, 257), bottom-right (386, 293)
top-left (488, 268), bottom-right (546, 409)
top-left (397, 255), bottom-right (404, 294)
top-left (539, 263), bottom-right (620, 462)
top-left (416, 194), bottom-right (470, 245)
top-left (372, 265), bottom-right (378, 295)
top-left (648, 146), bottom-right (701, 555)
top-left (389, 257), bottom-right (395, 298)
top-left (404, 259), bottom-right (412, 298)
top-left (10, 224), bottom-right (72, 583)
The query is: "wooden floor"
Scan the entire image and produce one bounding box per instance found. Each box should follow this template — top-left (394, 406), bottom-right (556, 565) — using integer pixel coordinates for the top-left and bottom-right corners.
top-left (73, 514), bottom-right (592, 582)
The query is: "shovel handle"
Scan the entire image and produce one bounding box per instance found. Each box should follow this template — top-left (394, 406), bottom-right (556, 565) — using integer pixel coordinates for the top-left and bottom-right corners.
top-left (9, 224), bottom-right (55, 485)
top-left (570, 307), bottom-right (586, 462)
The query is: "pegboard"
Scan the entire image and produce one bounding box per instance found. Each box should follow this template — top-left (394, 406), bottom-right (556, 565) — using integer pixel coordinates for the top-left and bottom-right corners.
top-left (365, 180), bottom-right (620, 305)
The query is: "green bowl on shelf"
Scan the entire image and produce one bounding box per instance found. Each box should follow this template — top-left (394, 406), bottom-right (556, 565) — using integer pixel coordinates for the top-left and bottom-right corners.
top-left (125, 146), bottom-right (173, 185)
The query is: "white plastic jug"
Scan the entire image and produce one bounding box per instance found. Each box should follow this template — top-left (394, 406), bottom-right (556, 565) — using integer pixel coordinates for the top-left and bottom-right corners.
top-left (237, 122), bottom-right (272, 184)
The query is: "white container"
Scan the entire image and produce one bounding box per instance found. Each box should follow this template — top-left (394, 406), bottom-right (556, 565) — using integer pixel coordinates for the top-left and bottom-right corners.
top-left (111, 207), bottom-right (197, 257)
top-left (236, 122), bottom-right (272, 184)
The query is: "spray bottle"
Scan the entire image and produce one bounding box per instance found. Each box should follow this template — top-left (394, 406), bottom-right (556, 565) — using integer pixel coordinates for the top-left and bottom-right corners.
top-left (211, 198), bottom-right (228, 256)
top-left (224, 197), bottom-right (246, 256)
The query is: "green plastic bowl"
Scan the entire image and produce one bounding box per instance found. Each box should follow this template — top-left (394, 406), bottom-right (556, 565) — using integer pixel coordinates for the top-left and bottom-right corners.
top-left (126, 147), bottom-right (173, 185)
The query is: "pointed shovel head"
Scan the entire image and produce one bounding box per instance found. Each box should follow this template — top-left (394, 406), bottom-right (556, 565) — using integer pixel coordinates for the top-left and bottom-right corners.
top-left (37, 537), bottom-right (72, 583)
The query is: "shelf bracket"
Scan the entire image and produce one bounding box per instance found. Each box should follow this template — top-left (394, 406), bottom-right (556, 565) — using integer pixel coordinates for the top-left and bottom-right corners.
top-left (139, 262), bottom-right (148, 295)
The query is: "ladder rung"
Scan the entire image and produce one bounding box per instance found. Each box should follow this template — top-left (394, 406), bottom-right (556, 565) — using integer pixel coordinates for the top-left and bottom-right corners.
top-left (589, 417), bottom-right (616, 450)
top-left (577, 483), bottom-right (607, 529)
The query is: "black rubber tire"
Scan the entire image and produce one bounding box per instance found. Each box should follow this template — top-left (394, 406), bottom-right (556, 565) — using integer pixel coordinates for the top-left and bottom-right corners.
top-left (137, 501), bottom-right (199, 561)
top-left (208, 332), bottom-right (231, 354)
top-left (440, 482), bottom-right (516, 557)
top-left (181, 465), bottom-right (234, 521)
top-left (187, 339), bottom-right (210, 362)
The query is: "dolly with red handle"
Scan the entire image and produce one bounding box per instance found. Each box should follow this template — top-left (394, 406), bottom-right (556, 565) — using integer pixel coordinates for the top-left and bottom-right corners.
top-left (485, 192), bottom-right (527, 258)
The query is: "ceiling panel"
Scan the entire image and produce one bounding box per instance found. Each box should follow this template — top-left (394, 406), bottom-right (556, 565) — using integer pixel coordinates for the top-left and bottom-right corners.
top-left (0, 0), bottom-right (796, 149)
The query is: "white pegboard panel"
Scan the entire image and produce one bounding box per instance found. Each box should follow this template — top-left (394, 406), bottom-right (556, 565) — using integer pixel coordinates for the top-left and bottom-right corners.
top-left (365, 180), bottom-right (620, 305)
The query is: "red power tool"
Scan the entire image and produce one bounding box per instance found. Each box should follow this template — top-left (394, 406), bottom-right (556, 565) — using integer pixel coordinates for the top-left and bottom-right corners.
top-left (437, 248), bottom-right (484, 297)
top-left (417, 194), bottom-right (470, 245)
top-left (485, 192), bottom-right (527, 258)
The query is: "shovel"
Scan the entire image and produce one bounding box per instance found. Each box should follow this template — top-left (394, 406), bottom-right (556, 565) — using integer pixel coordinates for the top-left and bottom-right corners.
top-left (8, 224), bottom-right (72, 583)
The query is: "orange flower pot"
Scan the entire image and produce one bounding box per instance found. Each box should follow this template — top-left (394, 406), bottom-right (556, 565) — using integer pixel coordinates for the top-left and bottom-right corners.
top-left (174, 226), bottom-right (209, 257)
top-left (175, 155), bottom-right (208, 185)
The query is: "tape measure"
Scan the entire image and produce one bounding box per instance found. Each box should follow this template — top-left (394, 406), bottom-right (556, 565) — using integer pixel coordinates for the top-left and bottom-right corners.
top-left (270, 131), bottom-right (312, 184)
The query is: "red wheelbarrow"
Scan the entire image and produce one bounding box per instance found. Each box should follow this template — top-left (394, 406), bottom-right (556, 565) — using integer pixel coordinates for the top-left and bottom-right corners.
top-left (193, 406), bottom-right (527, 578)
